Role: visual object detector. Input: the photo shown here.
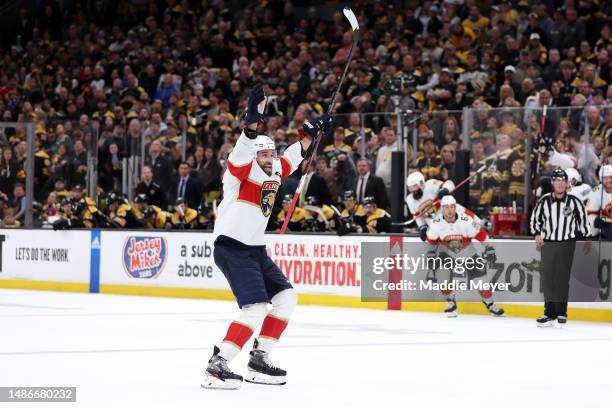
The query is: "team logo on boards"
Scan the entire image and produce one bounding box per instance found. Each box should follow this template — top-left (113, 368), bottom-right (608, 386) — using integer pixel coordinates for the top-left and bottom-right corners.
top-left (122, 236), bottom-right (167, 279)
top-left (260, 181), bottom-right (279, 217)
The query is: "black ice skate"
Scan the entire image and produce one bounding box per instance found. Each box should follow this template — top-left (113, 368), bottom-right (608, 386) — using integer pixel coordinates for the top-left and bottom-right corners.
top-left (557, 316), bottom-right (567, 326)
top-left (536, 315), bottom-right (555, 328)
top-left (483, 300), bottom-right (505, 317)
top-left (444, 297), bottom-right (458, 318)
top-left (245, 342), bottom-right (287, 385)
top-left (202, 346), bottom-right (243, 390)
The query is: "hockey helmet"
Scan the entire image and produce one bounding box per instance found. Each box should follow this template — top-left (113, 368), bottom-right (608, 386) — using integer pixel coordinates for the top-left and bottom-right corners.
top-left (407, 171), bottom-right (425, 189)
top-left (599, 165), bottom-right (612, 181)
top-left (106, 191), bottom-right (122, 205)
top-left (282, 194), bottom-right (293, 204)
top-left (71, 199), bottom-right (87, 215)
top-left (197, 202), bottom-right (212, 215)
top-left (363, 196), bottom-right (377, 206)
top-left (253, 135), bottom-right (276, 156)
top-left (143, 206), bottom-right (156, 218)
top-left (343, 190), bottom-right (357, 200)
top-left (305, 196), bottom-right (319, 206)
top-left (551, 168), bottom-right (568, 181)
top-left (565, 168), bottom-right (581, 184)
top-left (175, 197), bottom-right (186, 207)
top-left (441, 195), bottom-right (456, 206)
top-left (134, 193), bottom-right (148, 204)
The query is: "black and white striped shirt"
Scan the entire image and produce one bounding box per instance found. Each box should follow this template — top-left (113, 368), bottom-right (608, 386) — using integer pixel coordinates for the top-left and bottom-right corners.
top-left (530, 192), bottom-right (590, 241)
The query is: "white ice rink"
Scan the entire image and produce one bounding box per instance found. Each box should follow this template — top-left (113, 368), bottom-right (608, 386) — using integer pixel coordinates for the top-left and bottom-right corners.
top-left (1, 289), bottom-right (611, 408)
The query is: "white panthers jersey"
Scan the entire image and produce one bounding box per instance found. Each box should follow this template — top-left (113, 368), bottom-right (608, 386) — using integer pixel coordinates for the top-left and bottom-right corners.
top-left (426, 213), bottom-right (488, 245)
top-left (213, 131), bottom-right (303, 246)
top-left (568, 184), bottom-right (592, 203)
top-left (406, 179), bottom-right (456, 227)
top-left (585, 185), bottom-right (612, 236)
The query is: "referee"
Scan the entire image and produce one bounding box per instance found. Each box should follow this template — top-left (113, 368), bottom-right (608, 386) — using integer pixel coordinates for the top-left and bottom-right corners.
top-left (530, 169), bottom-right (590, 327)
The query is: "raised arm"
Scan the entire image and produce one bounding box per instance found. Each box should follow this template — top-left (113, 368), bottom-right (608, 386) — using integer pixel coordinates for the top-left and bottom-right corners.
top-left (226, 84), bottom-right (268, 181)
top-left (278, 113), bottom-right (332, 178)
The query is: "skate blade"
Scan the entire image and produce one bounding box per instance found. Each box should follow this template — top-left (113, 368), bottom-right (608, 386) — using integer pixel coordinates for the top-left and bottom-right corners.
top-left (445, 311), bottom-right (458, 318)
top-left (245, 369), bottom-right (286, 385)
top-left (536, 322), bottom-right (555, 328)
top-left (201, 373), bottom-right (242, 390)
top-left (489, 311), bottom-right (505, 317)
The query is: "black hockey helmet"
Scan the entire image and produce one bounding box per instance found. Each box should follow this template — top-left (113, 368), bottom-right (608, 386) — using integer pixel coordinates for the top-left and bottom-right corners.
top-left (363, 196), bottom-right (377, 206)
top-left (143, 206), bottom-right (156, 218)
top-left (282, 194), bottom-right (293, 204)
top-left (134, 193), bottom-right (148, 204)
top-left (343, 190), bottom-right (356, 200)
top-left (551, 168), bottom-right (568, 181)
top-left (197, 202), bottom-right (212, 215)
top-left (175, 197), bottom-right (186, 207)
top-left (71, 199), bottom-right (87, 215)
top-left (106, 191), bottom-right (121, 205)
top-left (60, 196), bottom-right (72, 207)
top-left (305, 196), bottom-right (319, 206)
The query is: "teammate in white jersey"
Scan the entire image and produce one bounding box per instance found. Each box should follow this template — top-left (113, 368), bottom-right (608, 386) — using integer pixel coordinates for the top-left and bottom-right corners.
top-left (405, 171), bottom-right (481, 240)
top-left (203, 84), bottom-right (332, 389)
top-left (565, 168), bottom-right (591, 204)
top-left (586, 165), bottom-right (612, 239)
top-left (426, 195), bottom-right (505, 317)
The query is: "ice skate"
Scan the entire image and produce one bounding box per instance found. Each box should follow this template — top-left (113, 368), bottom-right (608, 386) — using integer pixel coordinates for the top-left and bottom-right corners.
top-left (444, 297), bottom-right (458, 318)
top-left (245, 343), bottom-right (287, 385)
top-left (483, 300), bottom-right (505, 316)
top-left (202, 346), bottom-right (243, 390)
top-left (536, 315), bottom-right (555, 328)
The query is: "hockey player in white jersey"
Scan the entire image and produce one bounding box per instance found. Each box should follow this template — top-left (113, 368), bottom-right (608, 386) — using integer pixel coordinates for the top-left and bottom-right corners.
top-left (405, 171), bottom-right (480, 241)
top-left (586, 165), bottom-right (612, 239)
top-left (203, 84), bottom-right (332, 389)
top-left (566, 168), bottom-right (591, 204)
top-left (426, 195), bottom-right (504, 317)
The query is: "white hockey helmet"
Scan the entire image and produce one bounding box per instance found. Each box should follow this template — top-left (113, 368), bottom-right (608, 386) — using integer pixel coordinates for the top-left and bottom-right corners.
top-left (253, 135), bottom-right (276, 156)
top-left (599, 165), bottom-right (612, 181)
top-left (440, 195), bottom-right (456, 206)
top-left (407, 171), bottom-right (425, 189)
top-left (565, 168), bottom-right (581, 185)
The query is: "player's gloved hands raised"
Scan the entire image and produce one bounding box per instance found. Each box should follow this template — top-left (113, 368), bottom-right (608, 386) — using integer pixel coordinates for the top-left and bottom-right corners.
top-left (437, 188), bottom-right (450, 199)
top-left (418, 224), bottom-right (428, 242)
top-left (245, 83), bottom-right (267, 125)
top-left (300, 113), bottom-right (333, 143)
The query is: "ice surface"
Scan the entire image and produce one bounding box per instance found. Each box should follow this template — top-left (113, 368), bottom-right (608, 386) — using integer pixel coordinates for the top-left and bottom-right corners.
top-left (1, 289), bottom-right (611, 408)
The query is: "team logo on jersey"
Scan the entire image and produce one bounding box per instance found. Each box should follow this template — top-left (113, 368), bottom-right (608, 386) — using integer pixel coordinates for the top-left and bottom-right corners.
top-left (562, 205), bottom-right (572, 217)
top-left (603, 203), bottom-right (612, 220)
top-left (122, 236), bottom-right (168, 279)
top-left (260, 181), bottom-right (280, 217)
top-left (511, 159), bottom-right (525, 177)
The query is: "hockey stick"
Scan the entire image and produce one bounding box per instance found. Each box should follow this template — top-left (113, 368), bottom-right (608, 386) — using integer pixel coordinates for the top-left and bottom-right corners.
top-left (304, 205), bottom-right (332, 230)
top-left (392, 164), bottom-right (488, 226)
top-left (280, 7), bottom-right (360, 234)
top-left (535, 105), bottom-right (547, 175)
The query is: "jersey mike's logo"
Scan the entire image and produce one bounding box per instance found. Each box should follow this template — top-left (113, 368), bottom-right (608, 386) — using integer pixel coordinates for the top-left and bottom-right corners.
top-left (260, 181), bottom-right (279, 217)
top-left (122, 236), bottom-right (167, 279)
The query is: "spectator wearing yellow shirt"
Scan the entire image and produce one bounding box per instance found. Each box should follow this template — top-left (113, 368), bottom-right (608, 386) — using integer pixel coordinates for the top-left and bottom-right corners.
top-left (324, 127), bottom-right (353, 155)
top-left (462, 5), bottom-right (490, 42)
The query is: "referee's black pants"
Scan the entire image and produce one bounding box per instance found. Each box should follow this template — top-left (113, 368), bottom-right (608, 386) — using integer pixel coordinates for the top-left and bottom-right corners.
top-left (541, 241), bottom-right (576, 318)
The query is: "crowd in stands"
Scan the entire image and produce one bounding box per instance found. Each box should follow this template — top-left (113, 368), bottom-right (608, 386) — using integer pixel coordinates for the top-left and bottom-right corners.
top-left (0, 0), bottom-right (610, 233)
